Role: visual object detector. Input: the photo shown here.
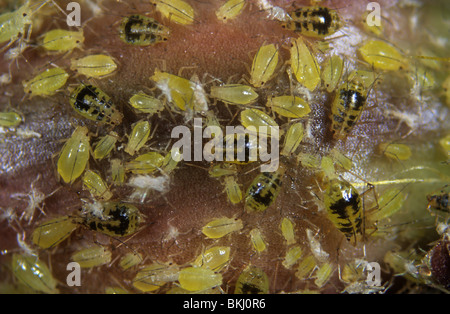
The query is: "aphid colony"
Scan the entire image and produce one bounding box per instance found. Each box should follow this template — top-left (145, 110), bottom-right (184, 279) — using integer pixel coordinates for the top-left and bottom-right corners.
top-left (1, 0), bottom-right (448, 294)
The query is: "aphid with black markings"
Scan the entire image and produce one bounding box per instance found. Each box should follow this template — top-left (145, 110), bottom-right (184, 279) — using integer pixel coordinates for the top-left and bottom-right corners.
top-left (427, 189), bottom-right (449, 214)
top-left (281, 6), bottom-right (343, 38)
top-left (69, 84), bottom-right (123, 125)
top-left (234, 266), bottom-right (269, 294)
top-left (119, 15), bottom-right (170, 46)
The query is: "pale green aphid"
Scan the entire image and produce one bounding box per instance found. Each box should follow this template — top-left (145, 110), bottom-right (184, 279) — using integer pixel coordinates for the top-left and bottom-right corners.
top-left (210, 84), bottom-right (258, 105)
top-left (125, 121), bottom-right (151, 156)
top-left (71, 245), bottom-right (112, 268)
top-left (93, 131), bottom-right (118, 160)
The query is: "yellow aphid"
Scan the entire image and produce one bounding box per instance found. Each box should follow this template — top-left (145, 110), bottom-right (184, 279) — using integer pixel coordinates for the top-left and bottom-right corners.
top-left (361, 10), bottom-right (383, 36)
top-left (208, 163), bottom-right (237, 178)
top-left (250, 43), bottom-right (279, 88)
top-left (12, 253), bottom-right (59, 294)
top-left (439, 134), bottom-right (450, 158)
top-left (71, 245), bottom-right (112, 268)
top-left (223, 176), bottom-right (242, 204)
top-left (41, 29), bottom-right (84, 52)
top-left (93, 132), bottom-right (118, 160)
top-left (443, 76), bottom-right (450, 107)
top-left (110, 159), bottom-right (125, 185)
top-left (57, 126), bottom-right (90, 184)
top-left (193, 246), bottom-right (231, 271)
top-left (290, 37), bottom-right (320, 91)
top-left (0, 2), bottom-right (34, 44)
top-left (240, 108), bottom-right (278, 136)
top-left (119, 15), bottom-right (170, 46)
top-left (412, 65), bottom-right (435, 89)
top-left (150, 0), bottom-right (195, 25)
top-left (178, 267), bottom-right (222, 292)
top-left (321, 55), bottom-right (344, 92)
top-left (282, 245), bottom-right (303, 269)
top-left (348, 70), bottom-right (378, 90)
top-left (216, 0), bottom-right (246, 22)
top-left (234, 266), bottom-right (269, 294)
top-left (129, 91), bottom-right (164, 114)
top-left (368, 188), bottom-right (405, 222)
top-left (314, 262), bottom-right (333, 288)
top-left (358, 40), bottom-right (407, 71)
top-left (125, 152), bottom-right (165, 174)
top-left (0, 111), bottom-right (22, 127)
top-left (295, 255), bottom-right (317, 280)
top-left (119, 252), bottom-right (143, 270)
top-left (82, 170), bottom-right (113, 201)
top-left (280, 217), bottom-right (296, 245)
top-left (125, 121), bottom-right (151, 156)
top-left (320, 156), bottom-right (335, 179)
top-left (267, 95), bottom-right (311, 118)
top-left (150, 69), bottom-right (194, 111)
top-left (70, 54), bottom-right (118, 78)
top-left (133, 263), bottom-right (179, 292)
top-left (330, 148), bottom-right (353, 171)
top-left (202, 217), bottom-right (243, 239)
top-left (32, 215), bottom-right (79, 249)
top-left (23, 67), bottom-right (69, 97)
top-left (297, 153), bottom-right (321, 168)
top-left (162, 147), bottom-right (182, 174)
top-left (379, 143), bottom-right (412, 161)
top-left (210, 84), bottom-right (258, 106)
top-left (249, 228), bottom-right (266, 253)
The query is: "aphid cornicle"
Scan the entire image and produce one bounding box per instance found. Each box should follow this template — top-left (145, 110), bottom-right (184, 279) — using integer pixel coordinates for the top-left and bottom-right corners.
top-left (245, 164), bottom-right (286, 213)
top-left (281, 6), bottom-right (343, 38)
top-left (324, 178), bottom-right (362, 244)
top-left (119, 15), bottom-right (170, 46)
top-left (330, 74), bottom-right (367, 140)
top-left (69, 84), bottom-right (123, 125)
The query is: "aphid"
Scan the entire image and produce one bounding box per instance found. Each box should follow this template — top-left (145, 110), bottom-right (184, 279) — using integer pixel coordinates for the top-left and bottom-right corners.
top-left (348, 69), bottom-right (378, 90)
top-left (321, 55), bottom-right (344, 93)
top-left (69, 84), bottom-right (123, 125)
top-left (249, 228), bottom-right (267, 253)
top-left (12, 253), bottom-right (59, 294)
top-left (93, 132), bottom-right (118, 160)
top-left (125, 152), bottom-right (165, 174)
top-left (118, 15), bottom-right (170, 46)
top-left (178, 267), bottom-right (222, 292)
top-left (209, 163), bottom-right (237, 178)
top-left (361, 11), bottom-right (383, 36)
top-left (295, 255), bottom-right (317, 280)
top-left (124, 121), bottom-right (151, 156)
top-left (119, 252), bottom-right (143, 270)
top-left (223, 176), bottom-right (243, 204)
top-left (368, 188), bottom-right (405, 223)
top-left (379, 143), bottom-right (412, 161)
top-left (329, 148), bottom-right (353, 171)
top-left (201, 216), bottom-right (243, 239)
top-left (81, 201), bottom-right (142, 237)
top-left (70, 54), bottom-right (118, 78)
top-left (31, 215), bottom-right (79, 249)
top-left (193, 246), bottom-right (231, 271)
top-left (128, 174), bottom-right (171, 203)
top-left (268, 95), bottom-right (311, 119)
top-left (57, 126), bottom-right (90, 184)
top-left (282, 246), bottom-right (303, 269)
top-left (330, 74), bottom-right (367, 140)
top-left (324, 178), bottom-right (362, 244)
top-left (150, 69), bottom-right (194, 111)
top-left (443, 76), bottom-right (450, 107)
top-left (439, 134), bottom-right (450, 158)
top-left (280, 217), bottom-right (296, 245)
top-left (210, 84), bottom-right (258, 106)
top-left (71, 245), bottom-right (112, 268)
top-left (297, 153), bottom-right (321, 168)
top-left (281, 6), bottom-right (343, 38)
top-left (320, 156), bottom-right (336, 179)
top-left (358, 40), bottom-right (407, 71)
top-left (427, 190), bottom-right (449, 214)
top-left (162, 147), bottom-right (182, 174)
top-left (216, 133), bottom-right (259, 165)
top-left (0, 111), bottom-right (21, 128)
top-left (289, 37), bottom-right (320, 91)
top-left (234, 266), bottom-right (269, 294)
top-left (314, 262), bottom-right (333, 288)
top-left (240, 108), bottom-right (278, 136)
top-left (82, 170), bottom-right (113, 201)
top-left (250, 43), bottom-right (279, 88)
top-left (129, 91), bottom-right (164, 115)
top-left (216, 0), bottom-right (246, 23)
top-left (150, 0), bottom-right (195, 25)
top-left (110, 159), bottom-right (125, 185)
top-left (133, 263), bottom-right (179, 292)
top-left (41, 29), bottom-right (84, 52)
top-left (244, 164), bottom-right (285, 213)
top-left (22, 67), bottom-right (69, 97)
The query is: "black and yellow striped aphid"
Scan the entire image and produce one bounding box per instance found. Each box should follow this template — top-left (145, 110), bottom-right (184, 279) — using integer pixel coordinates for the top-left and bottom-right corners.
top-left (324, 178), bottom-right (362, 244)
top-left (80, 201), bottom-right (142, 237)
top-left (330, 74), bottom-right (367, 140)
top-left (427, 190), bottom-right (449, 213)
top-left (69, 84), bottom-right (123, 125)
top-left (281, 6), bottom-right (342, 38)
top-left (119, 15), bottom-right (170, 46)
top-left (245, 164), bottom-right (285, 212)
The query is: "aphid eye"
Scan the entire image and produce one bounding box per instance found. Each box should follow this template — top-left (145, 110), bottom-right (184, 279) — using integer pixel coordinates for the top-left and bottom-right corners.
top-left (23, 13), bottom-right (27, 17)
